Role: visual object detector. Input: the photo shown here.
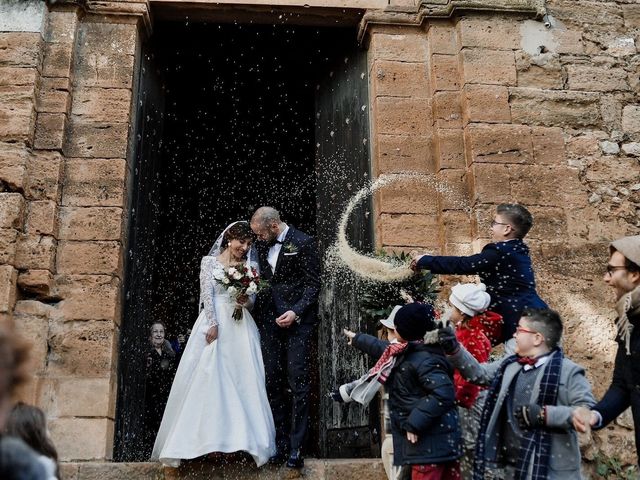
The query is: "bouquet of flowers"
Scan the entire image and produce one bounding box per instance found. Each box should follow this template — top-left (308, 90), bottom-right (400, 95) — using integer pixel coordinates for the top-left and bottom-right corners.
top-left (213, 264), bottom-right (268, 321)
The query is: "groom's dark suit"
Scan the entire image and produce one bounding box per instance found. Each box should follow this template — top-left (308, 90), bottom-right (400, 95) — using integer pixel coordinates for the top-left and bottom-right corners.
top-left (254, 226), bottom-right (321, 456)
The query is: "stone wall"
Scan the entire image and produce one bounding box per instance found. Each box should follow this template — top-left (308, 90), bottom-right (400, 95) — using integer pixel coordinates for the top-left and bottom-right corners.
top-left (0, 0), bottom-right (146, 461)
top-left (0, 0), bottom-right (638, 469)
top-left (368, 0), bottom-right (640, 468)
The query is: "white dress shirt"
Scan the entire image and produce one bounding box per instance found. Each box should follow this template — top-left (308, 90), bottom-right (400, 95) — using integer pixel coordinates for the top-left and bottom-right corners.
top-left (267, 224), bottom-right (289, 273)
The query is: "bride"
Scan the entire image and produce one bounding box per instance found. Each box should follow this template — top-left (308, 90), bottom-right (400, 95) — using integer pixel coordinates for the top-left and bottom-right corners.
top-left (151, 221), bottom-right (276, 467)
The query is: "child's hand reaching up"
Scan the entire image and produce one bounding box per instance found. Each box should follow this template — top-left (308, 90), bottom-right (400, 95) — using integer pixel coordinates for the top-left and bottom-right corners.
top-left (343, 328), bottom-right (356, 345)
top-left (406, 432), bottom-right (418, 444)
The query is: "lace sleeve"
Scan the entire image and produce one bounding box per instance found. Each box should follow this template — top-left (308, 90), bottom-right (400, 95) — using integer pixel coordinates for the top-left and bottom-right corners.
top-left (199, 256), bottom-right (218, 327)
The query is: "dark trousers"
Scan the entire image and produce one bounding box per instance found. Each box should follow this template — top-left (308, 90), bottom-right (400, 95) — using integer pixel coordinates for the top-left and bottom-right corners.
top-left (260, 321), bottom-right (315, 454)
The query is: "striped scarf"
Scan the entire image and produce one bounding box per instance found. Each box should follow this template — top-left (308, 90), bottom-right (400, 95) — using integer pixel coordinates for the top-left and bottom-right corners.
top-left (370, 341), bottom-right (415, 384)
top-left (473, 348), bottom-right (564, 480)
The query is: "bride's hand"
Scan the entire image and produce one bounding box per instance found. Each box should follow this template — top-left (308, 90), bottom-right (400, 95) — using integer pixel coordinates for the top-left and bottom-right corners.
top-left (236, 294), bottom-right (249, 306)
top-left (206, 325), bottom-right (218, 344)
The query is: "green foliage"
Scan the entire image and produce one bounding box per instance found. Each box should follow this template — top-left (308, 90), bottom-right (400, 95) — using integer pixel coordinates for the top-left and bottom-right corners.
top-left (359, 250), bottom-right (439, 323)
top-left (594, 453), bottom-right (639, 480)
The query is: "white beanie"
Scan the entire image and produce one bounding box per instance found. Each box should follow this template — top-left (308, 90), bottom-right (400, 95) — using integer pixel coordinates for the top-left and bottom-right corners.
top-left (449, 283), bottom-right (491, 317)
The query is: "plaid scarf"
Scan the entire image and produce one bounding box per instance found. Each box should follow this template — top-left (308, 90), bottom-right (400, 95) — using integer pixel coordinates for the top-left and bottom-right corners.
top-left (473, 348), bottom-right (564, 480)
top-left (370, 341), bottom-right (416, 384)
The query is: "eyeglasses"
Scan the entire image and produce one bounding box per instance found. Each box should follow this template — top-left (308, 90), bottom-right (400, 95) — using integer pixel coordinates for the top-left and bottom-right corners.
top-left (515, 326), bottom-right (539, 335)
top-left (491, 220), bottom-right (511, 227)
top-left (605, 265), bottom-right (627, 275)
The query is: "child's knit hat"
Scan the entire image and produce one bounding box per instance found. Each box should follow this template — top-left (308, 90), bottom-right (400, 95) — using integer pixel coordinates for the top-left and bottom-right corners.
top-left (379, 305), bottom-right (402, 330)
top-left (449, 283), bottom-right (491, 317)
top-left (394, 303), bottom-right (436, 341)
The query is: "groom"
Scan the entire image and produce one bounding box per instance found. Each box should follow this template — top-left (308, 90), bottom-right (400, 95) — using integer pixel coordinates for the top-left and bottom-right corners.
top-left (251, 206), bottom-right (321, 469)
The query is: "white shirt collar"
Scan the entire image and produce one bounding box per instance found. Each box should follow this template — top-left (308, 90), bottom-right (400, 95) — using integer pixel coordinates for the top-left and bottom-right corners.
top-left (277, 224), bottom-right (289, 243)
top-left (523, 353), bottom-right (550, 371)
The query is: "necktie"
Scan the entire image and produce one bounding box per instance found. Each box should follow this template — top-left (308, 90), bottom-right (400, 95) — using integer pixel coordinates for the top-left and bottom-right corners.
top-left (517, 356), bottom-right (537, 366)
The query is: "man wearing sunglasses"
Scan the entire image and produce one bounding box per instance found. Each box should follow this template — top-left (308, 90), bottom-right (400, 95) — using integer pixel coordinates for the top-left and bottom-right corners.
top-left (574, 235), bottom-right (640, 466)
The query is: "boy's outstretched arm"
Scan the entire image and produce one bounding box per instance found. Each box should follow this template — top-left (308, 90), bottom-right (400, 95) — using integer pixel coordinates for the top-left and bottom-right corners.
top-left (413, 246), bottom-right (500, 275)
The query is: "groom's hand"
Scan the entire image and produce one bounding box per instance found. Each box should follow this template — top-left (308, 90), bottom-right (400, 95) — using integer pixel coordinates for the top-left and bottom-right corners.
top-left (276, 310), bottom-right (297, 328)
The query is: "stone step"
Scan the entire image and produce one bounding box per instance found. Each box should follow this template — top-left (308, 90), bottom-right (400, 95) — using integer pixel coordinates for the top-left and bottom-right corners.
top-left (61, 458), bottom-right (388, 480)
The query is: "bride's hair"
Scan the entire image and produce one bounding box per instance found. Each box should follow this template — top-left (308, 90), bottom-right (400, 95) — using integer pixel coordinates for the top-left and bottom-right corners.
top-left (221, 221), bottom-right (254, 249)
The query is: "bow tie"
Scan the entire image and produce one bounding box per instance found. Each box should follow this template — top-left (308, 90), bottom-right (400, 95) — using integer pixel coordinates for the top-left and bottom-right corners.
top-left (517, 356), bottom-right (537, 366)
top-left (267, 239), bottom-right (283, 248)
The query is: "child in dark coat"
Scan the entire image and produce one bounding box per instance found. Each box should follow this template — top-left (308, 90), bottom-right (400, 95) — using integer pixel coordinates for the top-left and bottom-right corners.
top-left (349, 303), bottom-right (462, 480)
top-left (411, 203), bottom-right (546, 348)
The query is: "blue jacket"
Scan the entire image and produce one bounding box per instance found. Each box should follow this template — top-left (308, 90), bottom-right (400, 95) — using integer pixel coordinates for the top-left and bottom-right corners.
top-left (353, 334), bottom-right (461, 466)
top-left (417, 239), bottom-right (546, 340)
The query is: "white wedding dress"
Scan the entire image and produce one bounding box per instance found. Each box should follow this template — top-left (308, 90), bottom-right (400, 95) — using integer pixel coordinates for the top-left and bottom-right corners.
top-left (151, 255), bottom-right (276, 467)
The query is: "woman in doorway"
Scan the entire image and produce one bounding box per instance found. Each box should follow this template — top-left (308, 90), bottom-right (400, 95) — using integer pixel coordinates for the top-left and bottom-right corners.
top-left (151, 221), bottom-right (275, 467)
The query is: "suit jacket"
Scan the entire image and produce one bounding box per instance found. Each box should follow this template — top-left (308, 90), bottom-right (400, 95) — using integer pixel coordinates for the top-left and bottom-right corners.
top-left (416, 239), bottom-right (547, 339)
top-left (254, 226), bottom-right (321, 325)
top-left (448, 347), bottom-right (595, 479)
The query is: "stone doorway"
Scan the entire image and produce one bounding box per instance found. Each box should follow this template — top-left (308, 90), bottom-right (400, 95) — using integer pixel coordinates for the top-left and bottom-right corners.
top-left (114, 18), bottom-right (374, 461)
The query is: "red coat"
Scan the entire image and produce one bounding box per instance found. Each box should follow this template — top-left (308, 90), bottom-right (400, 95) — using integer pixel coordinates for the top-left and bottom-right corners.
top-left (454, 311), bottom-right (502, 408)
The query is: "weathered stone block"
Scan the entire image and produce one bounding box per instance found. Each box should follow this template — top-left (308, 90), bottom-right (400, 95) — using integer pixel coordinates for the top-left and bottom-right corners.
top-left (64, 121), bottom-right (129, 159)
top-left (0, 66), bottom-right (38, 86)
top-left (623, 4), bottom-right (640, 29)
top-left (0, 228), bottom-right (18, 264)
top-left (379, 213), bottom-right (439, 248)
top-left (37, 76), bottom-right (71, 113)
top-left (622, 105), bottom-right (640, 133)
top-left (44, 10), bottom-right (78, 44)
top-left (437, 169), bottom-right (470, 211)
top-left (15, 235), bottom-right (56, 271)
top-left (427, 23), bottom-right (457, 55)
top-left (457, 15), bottom-right (520, 50)
top-left (0, 265), bottom-right (18, 313)
top-left (460, 49), bottom-right (516, 86)
top-left (26, 200), bottom-right (57, 236)
top-left (71, 87), bottom-right (132, 123)
top-left (56, 241), bottom-right (122, 276)
top-left (42, 41), bottom-right (73, 78)
top-left (77, 462), bottom-right (168, 480)
top-left (435, 128), bottom-right (465, 170)
top-left (511, 165), bottom-right (584, 207)
top-left (515, 52), bottom-right (563, 90)
top-left (464, 124), bottom-right (533, 164)
top-left (0, 142), bottom-right (28, 190)
top-left (0, 85), bottom-right (36, 144)
top-left (13, 300), bottom-right (51, 374)
top-left (442, 210), bottom-right (472, 244)
top-left (25, 151), bottom-right (63, 201)
top-left (34, 112), bottom-right (66, 150)
top-left (462, 85), bottom-right (510, 124)
top-left (0, 32), bottom-right (43, 67)
top-left (73, 50), bottom-right (135, 89)
top-left (377, 134), bottom-right (435, 174)
top-left (547, 1), bottom-right (624, 30)
top-left (55, 274), bottom-right (120, 322)
top-left (39, 377), bottom-right (112, 418)
top-left (566, 131), bottom-right (607, 159)
top-left (566, 65), bottom-right (629, 92)
top-left (58, 207), bottom-right (123, 241)
top-left (0, 192), bottom-right (25, 229)
top-left (62, 158), bottom-right (127, 207)
top-left (585, 157), bottom-right (640, 183)
top-left (379, 183), bottom-right (439, 215)
top-left (433, 91), bottom-right (462, 128)
top-left (430, 54), bottom-right (460, 91)
top-left (552, 29), bottom-right (585, 55)
top-left (525, 206), bottom-right (568, 241)
top-left (371, 60), bottom-right (429, 99)
top-left (531, 127), bottom-right (565, 165)
top-left (469, 163), bottom-right (511, 204)
top-left (368, 30), bottom-right (428, 62)
top-left (374, 97), bottom-right (432, 136)
top-left (17, 269), bottom-right (55, 298)
top-left (50, 417), bottom-right (114, 461)
top-left (509, 88), bottom-right (601, 127)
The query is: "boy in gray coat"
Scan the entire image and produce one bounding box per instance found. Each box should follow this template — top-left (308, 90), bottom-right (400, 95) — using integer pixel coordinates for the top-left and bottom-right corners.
top-left (438, 308), bottom-right (594, 480)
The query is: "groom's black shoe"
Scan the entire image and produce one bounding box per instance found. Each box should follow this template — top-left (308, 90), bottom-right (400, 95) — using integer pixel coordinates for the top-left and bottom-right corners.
top-left (267, 452), bottom-right (287, 465)
top-left (286, 449), bottom-right (304, 469)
